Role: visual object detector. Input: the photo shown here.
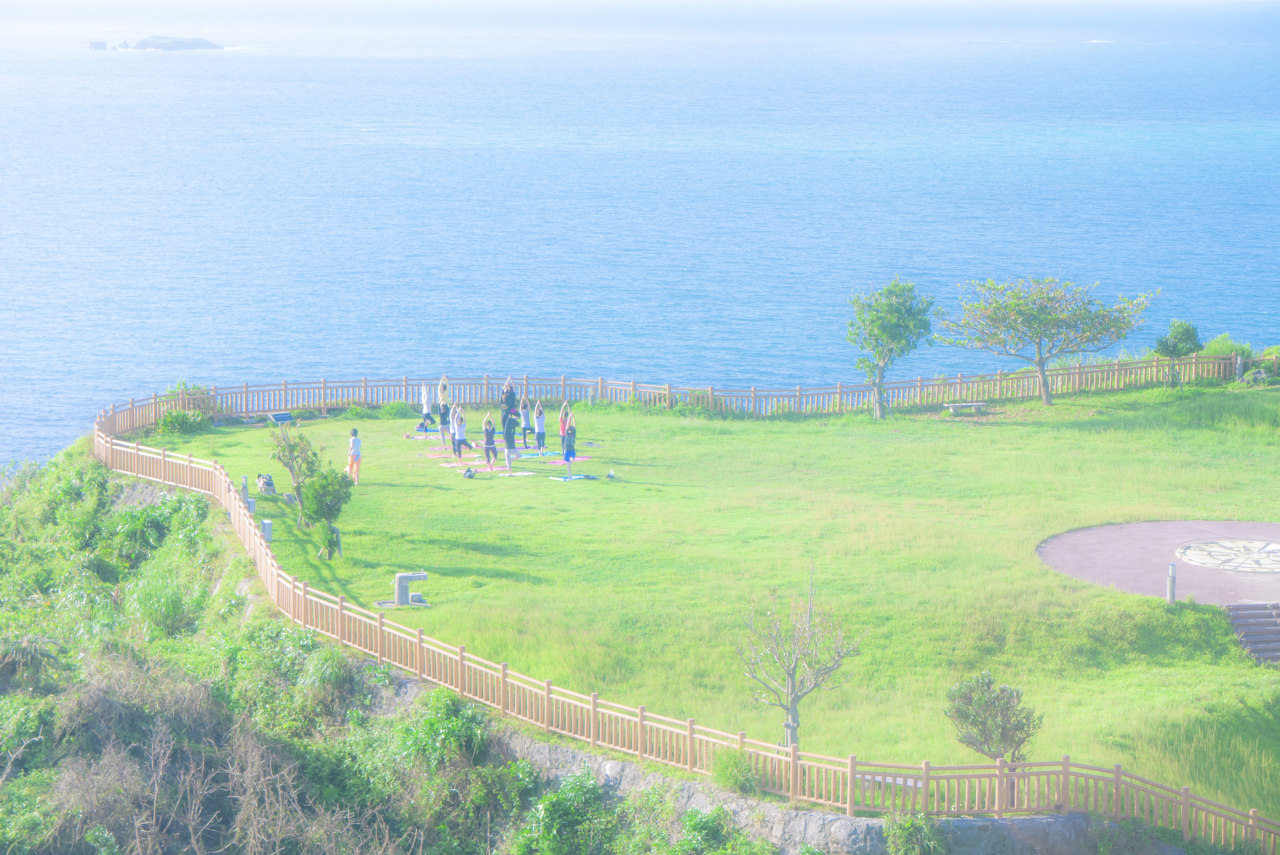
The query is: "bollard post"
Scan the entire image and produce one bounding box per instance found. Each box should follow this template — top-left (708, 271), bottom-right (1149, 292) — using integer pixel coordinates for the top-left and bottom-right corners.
top-left (247, 498), bottom-right (256, 515)
top-left (262, 519), bottom-right (272, 543)
top-left (242, 475), bottom-right (249, 504)
top-left (1168, 563), bottom-right (1177, 604)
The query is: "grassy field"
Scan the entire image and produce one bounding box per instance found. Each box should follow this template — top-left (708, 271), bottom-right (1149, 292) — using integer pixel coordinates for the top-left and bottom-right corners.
top-left (147, 386), bottom-right (1280, 815)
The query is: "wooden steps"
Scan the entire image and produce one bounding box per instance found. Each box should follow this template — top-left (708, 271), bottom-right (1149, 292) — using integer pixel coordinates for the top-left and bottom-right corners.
top-left (1225, 603), bottom-right (1280, 663)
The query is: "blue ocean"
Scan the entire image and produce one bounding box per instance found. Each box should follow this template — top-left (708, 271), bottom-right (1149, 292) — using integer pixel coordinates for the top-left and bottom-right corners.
top-left (2, 16), bottom-right (1278, 464)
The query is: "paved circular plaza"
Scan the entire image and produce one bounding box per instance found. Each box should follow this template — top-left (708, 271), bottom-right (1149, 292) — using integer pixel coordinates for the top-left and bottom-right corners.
top-left (1037, 520), bottom-right (1280, 605)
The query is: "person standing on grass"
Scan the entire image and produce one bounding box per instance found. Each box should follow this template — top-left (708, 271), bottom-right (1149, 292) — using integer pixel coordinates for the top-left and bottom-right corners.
top-left (519, 397), bottom-right (534, 448)
top-left (419, 383), bottom-right (436, 427)
top-left (346, 428), bottom-right (361, 485)
top-left (454, 409), bottom-right (474, 458)
top-left (502, 407), bottom-right (521, 472)
top-left (559, 401), bottom-right (571, 452)
top-left (482, 414), bottom-right (498, 470)
top-left (502, 378), bottom-right (518, 417)
top-left (438, 376), bottom-right (452, 450)
top-left (562, 416), bottom-right (577, 479)
top-left (534, 401), bottom-right (547, 453)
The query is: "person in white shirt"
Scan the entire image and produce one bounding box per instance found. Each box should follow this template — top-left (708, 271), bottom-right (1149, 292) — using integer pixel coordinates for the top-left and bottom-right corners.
top-left (346, 428), bottom-right (361, 485)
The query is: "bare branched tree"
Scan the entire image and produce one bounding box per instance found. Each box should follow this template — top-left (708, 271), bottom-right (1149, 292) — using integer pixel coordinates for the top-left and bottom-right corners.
top-left (737, 571), bottom-right (858, 747)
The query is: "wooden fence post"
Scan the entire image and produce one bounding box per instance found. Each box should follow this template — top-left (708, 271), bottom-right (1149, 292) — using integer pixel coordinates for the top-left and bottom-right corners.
top-left (847, 755), bottom-right (857, 816)
top-left (995, 758), bottom-right (1005, 818)
top-left (484, 375), bottom-right (490, 402)
top-left (281, 380), bottom-right (288, 411)
top-left (1113, 765), bottom-right (1123, 818)
top-left (402, 376), bottom-right (408, 402)
top-left (320, 378), bottom-right (327, 412)
top-left (665, 384), bottom-right (672, 410)
top-left (630, 379), bottom-right (637, 402)
top-left (836, 382), bottom-right (843, 413)
top-left (921, 761), bottom-right (930, 813)
top-left (376, 612), bottom-right (384, 663)
top-left (637, 707), bottom-right (646, 758)
top-left (543, 680), bottom-right (553, 733)
top-left (416, 629), bottom-right (425, 678)
top-left (795, 385), bottom-right (801, 412)
top-left (708, 386), bottom-right (714, 412)
top-left (1061, 756), bottom-right (1070, 813)
top-left (790, 743), bottom-right (800, 799)
top-left (1182, 787), bottom-right (1192, 841)
top-left (186, 453), bottom-right (194, 489)
top-left (457, 645), bottom-right (466, 694)
top-left (160, 448), bottom-right (167, 484)
top-left (499, 663), bottom-right (508, 714)
top-left (1248, 809), bottom-right (1258, 845)
top-left (561, 375), bottom-right (567, 401)
top-left (686, 719), bottom-right (696, 771)
top-left (337, 596), bottom-right (345, 644)
top-left (300, 581), bottom-right (308, 628)
top-left (598, 377), bottom-right (605, 401)
top-left (590, 693), bottom-right (599, 746)
top-left (750, 387), bottom-right (757, 414)
top-left (361, 377), bottom-right (368, 406)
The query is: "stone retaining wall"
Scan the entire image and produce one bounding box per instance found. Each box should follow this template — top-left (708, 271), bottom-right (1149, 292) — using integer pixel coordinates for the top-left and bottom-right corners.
top-left (490, 727), bottom-right (1186, 855)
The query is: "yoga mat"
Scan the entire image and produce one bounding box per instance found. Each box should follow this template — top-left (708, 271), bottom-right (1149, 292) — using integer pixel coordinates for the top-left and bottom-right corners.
top-left (498, 471), bottom-right (536, 477)
top-left (546, 456), bottom-right (592, 464)
top-left (550, 475), bottom-right (591, 481)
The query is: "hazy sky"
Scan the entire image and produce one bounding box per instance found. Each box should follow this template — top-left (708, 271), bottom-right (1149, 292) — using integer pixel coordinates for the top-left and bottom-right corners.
top-left (8, 0), bottom-right (1279, 42)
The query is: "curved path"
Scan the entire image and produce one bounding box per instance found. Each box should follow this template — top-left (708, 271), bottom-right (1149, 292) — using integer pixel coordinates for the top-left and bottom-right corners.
top-left (1038, 520), bottom-right (1280, 605)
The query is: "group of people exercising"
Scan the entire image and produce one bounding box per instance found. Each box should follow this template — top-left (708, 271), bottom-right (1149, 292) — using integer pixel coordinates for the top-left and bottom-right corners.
top-left (421, 376), bottom-right (579, 475)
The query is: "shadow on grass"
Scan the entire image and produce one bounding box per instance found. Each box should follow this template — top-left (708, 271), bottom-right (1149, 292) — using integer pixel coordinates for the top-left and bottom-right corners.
top-left (429, 563), bottom-right (546, 585)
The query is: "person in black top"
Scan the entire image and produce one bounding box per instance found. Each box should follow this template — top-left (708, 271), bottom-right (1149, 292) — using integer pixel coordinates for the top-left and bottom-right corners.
top-left (482, 415), bottom-right (498, 470)
top-left (562, 417), bottom-right (577, 479)
top-left (502, 409), bottom-right (521, 472)
top-left (501, 379), bottom-right (518, 416)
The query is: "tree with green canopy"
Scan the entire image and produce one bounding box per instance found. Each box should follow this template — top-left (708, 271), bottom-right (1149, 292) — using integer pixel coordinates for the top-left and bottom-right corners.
top-left (848, 277), bottom-right (935, 420)
top-left (269, 426), bottom-right (320, 527)
top-left (302, 467), bottom-right (353, 559)
top-left (944, 671), bottom-right (1042, 763)
top-left (937, 278), bottom-right (1152, 405)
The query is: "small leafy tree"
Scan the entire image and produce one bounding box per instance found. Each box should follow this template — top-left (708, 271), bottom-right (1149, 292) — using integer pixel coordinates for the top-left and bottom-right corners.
top-left (269, 426), bottom-right (320, 526)
top-left (944, 671), bottom-right (1042, 763)
top-left (848, 277), bottom-right (935, 420)
top-left (937, 278), bottom-right (1152, 405)
top-left (738, 573), bottom-right (858, 747)
top-left (301, 467), bottom-right (353, 559)
top-left (1153, 320), bottom-right (1202, 359)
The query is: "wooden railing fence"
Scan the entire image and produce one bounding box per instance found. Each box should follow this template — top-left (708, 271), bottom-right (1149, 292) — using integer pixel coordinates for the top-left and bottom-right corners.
top-left (90, 356), bottom-right (1277, 852)
top-left (94, 353), bottom-right (1253, 434)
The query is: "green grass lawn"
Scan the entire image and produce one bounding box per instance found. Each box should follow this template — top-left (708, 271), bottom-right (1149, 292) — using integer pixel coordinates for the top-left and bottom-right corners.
top-left (147, 386), bottom-right (1280, 816)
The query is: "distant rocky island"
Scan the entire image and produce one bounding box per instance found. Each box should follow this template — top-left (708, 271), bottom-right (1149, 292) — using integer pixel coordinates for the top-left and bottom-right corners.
top-left (90, 36), bottom-right (223, 51)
